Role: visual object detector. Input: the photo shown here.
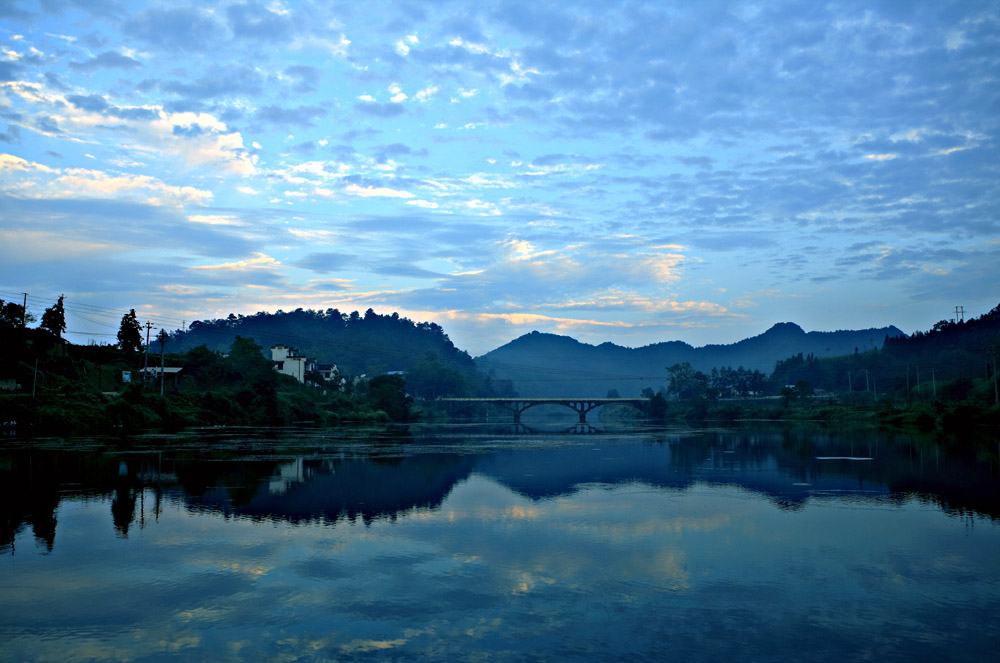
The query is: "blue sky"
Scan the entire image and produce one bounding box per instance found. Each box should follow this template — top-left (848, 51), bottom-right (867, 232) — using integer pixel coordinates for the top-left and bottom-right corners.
top-left (1, 0), bottom-right (997, 355)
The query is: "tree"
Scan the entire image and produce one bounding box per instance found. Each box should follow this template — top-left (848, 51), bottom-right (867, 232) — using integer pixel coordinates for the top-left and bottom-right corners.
top-left (118, 309), bottom-right (142, 352)
top-left (0, 298), bottom-right (35, 328)
top-left (647, 391), bottom-right (668, 420)
top-left (40, 294), bottom-right (66, 338)
top-left (666, 362), bottom-right (708, 401)
top-left (405, 353), bottom-right (467, 398)
top-left (366, 374), bottom-right (412, 421)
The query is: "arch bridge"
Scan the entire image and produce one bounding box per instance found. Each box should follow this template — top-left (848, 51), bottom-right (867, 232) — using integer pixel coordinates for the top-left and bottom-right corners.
top-left (435, 397), bottom-right (646, 424)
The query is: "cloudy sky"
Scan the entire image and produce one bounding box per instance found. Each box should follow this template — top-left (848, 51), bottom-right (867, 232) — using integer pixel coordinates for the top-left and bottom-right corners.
top-left (1, 1), bottom-right (997, 355)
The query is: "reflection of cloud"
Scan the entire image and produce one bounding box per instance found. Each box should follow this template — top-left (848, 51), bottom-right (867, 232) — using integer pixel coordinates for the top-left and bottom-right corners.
top-left (340, 638), bottom-right (408, 653)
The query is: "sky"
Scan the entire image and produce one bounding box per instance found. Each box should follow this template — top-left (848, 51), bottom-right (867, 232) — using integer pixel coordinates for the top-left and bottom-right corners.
top-left (0, 0), bottom-right (997, 356)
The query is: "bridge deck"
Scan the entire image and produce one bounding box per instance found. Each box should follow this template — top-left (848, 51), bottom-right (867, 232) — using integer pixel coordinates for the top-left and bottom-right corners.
top-left (434, 397), bottom-right (646, 423)
top-left (436, 398), bottom-right (646, 403)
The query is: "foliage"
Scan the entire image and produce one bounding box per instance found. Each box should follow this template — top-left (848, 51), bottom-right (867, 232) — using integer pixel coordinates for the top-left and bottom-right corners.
top-left (39, 295), bottom-right (66, 338)
top-left (666, 362), bottom-right (709, 400)
top-left (646, 392), bottom-right (668, 420)
top-left (168, 308), bottom-right (508, 400)
top-left (170, 307), bottom-right (472, 376)
top-left (766, 302), bottom-right (1000, 404)
top-left (405, 353), bottom-right (469, 399)
top-left (0, 298), bottom-right (34, 328)
top-left (365, 374), bottom-right (412, 421)
top-left (117, 309), bottom-right (143, 352)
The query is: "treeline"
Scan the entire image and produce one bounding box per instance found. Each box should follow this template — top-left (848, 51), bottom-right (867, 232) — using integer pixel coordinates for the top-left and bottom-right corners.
top-left (170, 307), bottom-right (515, 400)
top-left (769, 302), bottom-right (1000, 401)
top-left (0, 329), bottom-right (421, 434)
top-left (644, 302), bottom-right (1000, 430)
top-left (0, 304), bottom-right (517, 435)
top-left (171, 308), bottom-right (469, 376)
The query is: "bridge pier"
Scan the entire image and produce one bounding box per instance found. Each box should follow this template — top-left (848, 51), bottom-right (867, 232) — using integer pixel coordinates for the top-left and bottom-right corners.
top-left (567, 400), bottom-right (599, 423)
top-left (497, 400), bottom-right (532, 424)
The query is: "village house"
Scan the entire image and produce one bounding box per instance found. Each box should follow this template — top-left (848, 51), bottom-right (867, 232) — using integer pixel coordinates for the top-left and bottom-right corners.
top-left (270, 344), bottom-right (340, 385)
top-left (139, 366), bottom-right (184, 391)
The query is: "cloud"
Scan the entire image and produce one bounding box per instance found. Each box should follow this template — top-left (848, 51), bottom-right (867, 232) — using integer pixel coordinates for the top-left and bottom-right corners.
top-left (68, 51), bottom-right (141, 72)
top-left (0, 124), bottom-right (20, 144)
top-left (54, 168), bottom-right (213, 205)
top-left (0, 153), bottom-right (213, 205)
top-left (284, 65), bottom-right (320, 92)
top-left (0, 195), bottom-right (255, 260)
top-left (226, 2), bottom-right (295, 42)
top-left (254, 104), bottom-right (328, 127)
top-left (156, 66), bottom-right (265, 99)
top-left (65, 93), bottom-right (109, 112)
top-left (193, 253), bottom-right (281, 271)
top-left (0, 61), bottom-right (23, 82)
top-left (0, 153), bottom-right (57, 173)
top-left (123, 8), bottom-right (227, 51)
top-left (345, 184), bottom-right (414, 198)
top-left (355, 101), bottom-right (406, 117)
top-left (294, 252), bottom-right (357, 274)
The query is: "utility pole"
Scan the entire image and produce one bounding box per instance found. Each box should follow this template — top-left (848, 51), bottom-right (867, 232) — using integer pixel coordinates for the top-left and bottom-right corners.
top-left (143, 321), bottom-right (153, 385)
top-left (21, 292), bottom-right (27, 327)
top-left (955, 305), bottom-right (965, 323)
top-left (158, 330), bottom-right (167, 396)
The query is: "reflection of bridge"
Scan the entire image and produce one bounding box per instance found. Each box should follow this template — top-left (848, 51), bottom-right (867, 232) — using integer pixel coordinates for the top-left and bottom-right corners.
top-left (436, 398), bottom-right (646, 423)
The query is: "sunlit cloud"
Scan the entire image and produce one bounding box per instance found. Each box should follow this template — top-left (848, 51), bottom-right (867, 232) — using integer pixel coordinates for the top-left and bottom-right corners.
top-left (193, 253), bottom-right (281, 271)
top-left (344, 184), bottom-right (414, 198)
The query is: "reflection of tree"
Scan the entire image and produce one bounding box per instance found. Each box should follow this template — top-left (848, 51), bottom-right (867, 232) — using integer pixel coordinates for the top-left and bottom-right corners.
top-left (0, 450), bottom-right (158, 552)
top-left (180, 454), bottom-right (476, 526)
top-left (0, 452), bottom-right (61, 552)
top-left (1, 426), bottom-right (998, 555)
top-left (111, 484), bottom-right (137, 536)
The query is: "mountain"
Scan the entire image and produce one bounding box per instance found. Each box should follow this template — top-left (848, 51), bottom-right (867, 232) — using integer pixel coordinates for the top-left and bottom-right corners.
top-left (474, 323), bottom-right (906, 397)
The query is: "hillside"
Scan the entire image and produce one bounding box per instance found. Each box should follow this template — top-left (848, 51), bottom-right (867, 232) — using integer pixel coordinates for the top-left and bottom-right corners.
top-left (770, 302), bottom-right (1000, 400)
top-left (167, 308), bottom-right (475, 377)
top-left (475, 323), bottom-right (905, 397)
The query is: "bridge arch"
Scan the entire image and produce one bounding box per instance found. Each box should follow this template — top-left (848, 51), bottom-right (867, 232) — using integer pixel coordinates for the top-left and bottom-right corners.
top-left (436, 398), bottom-right (646, 424)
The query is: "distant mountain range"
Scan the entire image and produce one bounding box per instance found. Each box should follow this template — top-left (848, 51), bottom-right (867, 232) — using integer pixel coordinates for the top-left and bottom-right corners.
top-left (475, 323), bottom-right (906, 397)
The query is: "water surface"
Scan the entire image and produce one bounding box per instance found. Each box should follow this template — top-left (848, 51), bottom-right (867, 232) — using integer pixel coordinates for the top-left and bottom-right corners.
top-left (2, 423), bottom-right (999, 661)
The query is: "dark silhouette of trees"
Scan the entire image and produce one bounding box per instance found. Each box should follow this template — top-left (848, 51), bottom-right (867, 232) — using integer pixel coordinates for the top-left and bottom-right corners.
top-left (39, 294), bottom-right (66, 338)
top-left (117, 309), bottom-right (142, 352)
top-left (0, 298), bottom-right (34, 328)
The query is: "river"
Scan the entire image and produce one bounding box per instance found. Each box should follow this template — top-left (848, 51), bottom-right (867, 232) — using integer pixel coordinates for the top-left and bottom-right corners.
top-left (2, 422), bottom-right (999, 662)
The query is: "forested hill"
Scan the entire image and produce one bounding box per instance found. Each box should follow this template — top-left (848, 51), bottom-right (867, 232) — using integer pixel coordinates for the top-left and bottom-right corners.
top-left (769, 302), bottom-right (1000, 397)
top-left (475, 323), bottom-right (905, 397)
top-left (166, 308), bottom-right (475, 377)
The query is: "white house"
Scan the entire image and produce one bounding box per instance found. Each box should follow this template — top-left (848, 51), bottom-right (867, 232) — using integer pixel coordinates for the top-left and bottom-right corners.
top-left (270, 344), bottom-right (340, 386)
top-left (271, 344), bottom-right (311, 383)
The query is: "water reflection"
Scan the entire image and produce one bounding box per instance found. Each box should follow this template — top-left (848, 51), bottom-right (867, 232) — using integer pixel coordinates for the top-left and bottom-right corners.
top-left (1, 423), bottom-right (999, 662)
top-left (2, 424), bottom-right (998, 553)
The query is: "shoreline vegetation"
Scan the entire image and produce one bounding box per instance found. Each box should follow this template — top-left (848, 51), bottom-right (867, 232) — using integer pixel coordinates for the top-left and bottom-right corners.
top-left (1, 300), bottom-right (998, 438)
